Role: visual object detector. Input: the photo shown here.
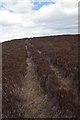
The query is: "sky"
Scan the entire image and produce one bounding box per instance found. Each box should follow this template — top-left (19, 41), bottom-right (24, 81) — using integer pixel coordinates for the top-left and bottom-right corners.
top-left (0, 0), bottom-right (79, 42)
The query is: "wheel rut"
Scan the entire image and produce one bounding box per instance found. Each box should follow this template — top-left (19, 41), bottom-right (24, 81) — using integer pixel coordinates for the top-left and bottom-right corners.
top-left (23, 45), bottom-right (48, 118)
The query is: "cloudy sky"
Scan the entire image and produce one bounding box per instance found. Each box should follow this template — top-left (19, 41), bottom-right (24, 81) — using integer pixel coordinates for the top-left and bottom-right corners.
top-left (0, 0), bottom-right (79, 42)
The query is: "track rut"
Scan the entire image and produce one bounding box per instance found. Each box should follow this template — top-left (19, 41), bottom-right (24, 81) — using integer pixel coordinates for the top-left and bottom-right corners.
top-left (22, 45), bottom-right (48, 118)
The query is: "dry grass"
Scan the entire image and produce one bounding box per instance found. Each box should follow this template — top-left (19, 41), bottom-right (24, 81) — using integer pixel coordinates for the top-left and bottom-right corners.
top-left (31, 35), bottom-right (78, 82)
top-left (2, 39), bottom-right (27, 118)
top-left (2, 34), bottom-right (79, 118)
top-left (26, 35), bottom-right (79, 118)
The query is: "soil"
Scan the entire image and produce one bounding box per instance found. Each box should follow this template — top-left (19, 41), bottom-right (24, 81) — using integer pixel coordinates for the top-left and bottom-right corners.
top-left (22, 45), bottom-right (49, 118)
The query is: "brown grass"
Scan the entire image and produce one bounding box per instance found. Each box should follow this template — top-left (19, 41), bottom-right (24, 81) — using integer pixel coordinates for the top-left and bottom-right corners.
top-left (2, 39), bottom-right (26, 118)
top-left (2, 34), bottom-right (79, 118)
top-left (31, 35), bottom-right (78, 82)
top-left (26, 35), bottom-right (79, 118)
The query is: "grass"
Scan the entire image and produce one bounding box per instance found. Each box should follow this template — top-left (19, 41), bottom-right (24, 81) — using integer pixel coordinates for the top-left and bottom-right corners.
top-left (27, 35), bottom-right (79, 118)
top-left (2, 39), bottom-right (26, 118)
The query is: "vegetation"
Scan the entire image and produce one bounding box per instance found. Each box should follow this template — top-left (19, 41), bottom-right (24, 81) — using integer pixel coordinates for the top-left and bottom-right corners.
top-left (2, 39), bottom-right (27, 117)
top-left (2, 35), bottom-right (79, 118)
top-left (26, 35), bottom-right (79, 117)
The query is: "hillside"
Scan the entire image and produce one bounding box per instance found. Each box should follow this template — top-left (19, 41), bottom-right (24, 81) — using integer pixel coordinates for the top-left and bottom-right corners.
top-left (2, 35), bottom-right (80, 118)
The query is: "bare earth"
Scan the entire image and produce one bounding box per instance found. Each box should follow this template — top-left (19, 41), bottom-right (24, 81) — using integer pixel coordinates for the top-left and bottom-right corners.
top-left (22, 45), bottom-right (48, 118)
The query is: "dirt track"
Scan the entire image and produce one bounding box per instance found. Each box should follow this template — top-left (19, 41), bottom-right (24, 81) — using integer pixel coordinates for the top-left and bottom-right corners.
top-left (22, 45), bottom-right (48, 118)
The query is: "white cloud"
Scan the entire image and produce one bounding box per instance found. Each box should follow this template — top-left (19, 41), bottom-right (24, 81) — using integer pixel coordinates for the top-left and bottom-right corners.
top-left (0, 10), bottom-right (21, 26)
top-left (0, 0), bottom-right (79, 42)
top-left (2, 0), bottom-right (33, 13)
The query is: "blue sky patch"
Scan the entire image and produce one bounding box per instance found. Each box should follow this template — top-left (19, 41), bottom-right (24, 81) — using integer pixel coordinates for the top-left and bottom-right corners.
top-left (32, 2), bottom-right (55, 10)
top-left (0, 2), bottom-right (4, 9)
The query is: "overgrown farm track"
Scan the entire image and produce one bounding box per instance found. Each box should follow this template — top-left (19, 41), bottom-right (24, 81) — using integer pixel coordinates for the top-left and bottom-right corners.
top-left (22, 45), bottom-right (49, 118)
top-left (2, 35), bottom-right (80, 118)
